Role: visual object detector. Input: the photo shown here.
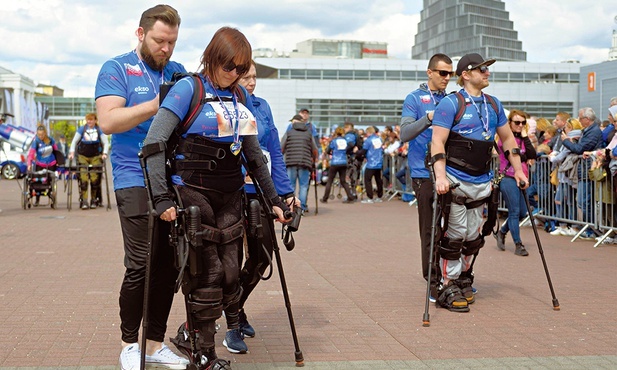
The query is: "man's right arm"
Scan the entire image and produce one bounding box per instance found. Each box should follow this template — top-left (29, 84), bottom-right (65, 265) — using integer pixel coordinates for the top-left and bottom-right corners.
top-left (96, 95), bottom-right (159, 135)
top-left (400, 93), bottom-right (431, 142)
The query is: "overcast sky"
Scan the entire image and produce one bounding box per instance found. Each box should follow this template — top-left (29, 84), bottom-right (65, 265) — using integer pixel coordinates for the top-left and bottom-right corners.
top-left (0, 0), bottom-right (615, 97)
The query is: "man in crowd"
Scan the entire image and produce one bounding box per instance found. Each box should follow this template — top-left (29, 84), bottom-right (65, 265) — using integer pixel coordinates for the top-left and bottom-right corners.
top-left (400, 53), bottom-right (454, 302)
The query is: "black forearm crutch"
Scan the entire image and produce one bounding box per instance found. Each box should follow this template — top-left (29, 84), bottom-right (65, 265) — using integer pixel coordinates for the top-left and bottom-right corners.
top-left (137, 152), bottom-right (157, 370)
top-left (422, 163), bottom-right (440, 327)
top-left (520, 181), bottom-right (560, 310)
top-left (245, 166), bottom-right (304, 367)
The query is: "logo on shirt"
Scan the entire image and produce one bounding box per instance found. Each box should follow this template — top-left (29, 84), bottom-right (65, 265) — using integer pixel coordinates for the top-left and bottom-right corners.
top-left (125, 63), bottom-right (143, 76)
top-left (420, 95), bottom-right (431, 103)
top-left (134, 86), bottom-right (150, 94)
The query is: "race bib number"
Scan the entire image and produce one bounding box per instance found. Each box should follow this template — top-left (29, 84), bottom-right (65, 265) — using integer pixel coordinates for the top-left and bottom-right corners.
top-left (210, 101), bottom-right (257, 138)
top-left (371, 137), bottom-right (381, 149)
top-left (335, 138), bottom-right (347, 150)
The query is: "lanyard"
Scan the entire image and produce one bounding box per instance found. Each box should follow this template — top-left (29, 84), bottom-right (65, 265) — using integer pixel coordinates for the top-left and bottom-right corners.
top-left (207, 77), bottom-right (241, 154)
top-left (136, 51), bottom-right (162, 95)
top-left (463, 89), bottom-right (490, 138)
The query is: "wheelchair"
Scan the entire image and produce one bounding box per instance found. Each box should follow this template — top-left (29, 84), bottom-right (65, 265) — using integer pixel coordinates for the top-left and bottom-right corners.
top-left (22, 169), bottom-right (58, 209)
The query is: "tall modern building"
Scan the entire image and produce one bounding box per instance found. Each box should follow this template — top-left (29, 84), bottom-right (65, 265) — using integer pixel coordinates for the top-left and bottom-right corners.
top-left (412, 0), bottom-right (527, 61)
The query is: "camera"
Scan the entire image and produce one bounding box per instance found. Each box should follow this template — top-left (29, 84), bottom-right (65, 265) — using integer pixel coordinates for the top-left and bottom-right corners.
top-left (285, 207), bottom-right (302, 233)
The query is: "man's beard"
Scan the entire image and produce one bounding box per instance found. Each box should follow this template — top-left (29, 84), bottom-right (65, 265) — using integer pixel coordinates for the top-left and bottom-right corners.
top-left (140, 42), bottom-right (169, 71)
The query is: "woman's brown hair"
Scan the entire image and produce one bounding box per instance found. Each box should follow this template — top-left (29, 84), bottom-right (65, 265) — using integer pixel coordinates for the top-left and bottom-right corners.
top-left (199, 27), bottom-right (252, 90)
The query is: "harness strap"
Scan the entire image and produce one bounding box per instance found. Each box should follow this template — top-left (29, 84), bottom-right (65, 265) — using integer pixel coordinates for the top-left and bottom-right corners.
top-left (178, 140), bottom-right (226, 159)
top-left (220, 220), bottom-right (244, 244)
top-left (140, 142), bottom-right (166, 159)
top-left (175, 160), bottom-right (217, 171)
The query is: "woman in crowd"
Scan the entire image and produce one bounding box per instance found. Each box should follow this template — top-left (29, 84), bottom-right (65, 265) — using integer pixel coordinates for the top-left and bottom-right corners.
top-left (233, 60), bottom-right (299, 346)
top-left (320, 127), bottom-right (356, 203)
top-left (494, 110), bottom-right (536, 256)
top-left (27, 125), bottom-right (59, 206)
top-left (143, 27), bottom-right (290, 369)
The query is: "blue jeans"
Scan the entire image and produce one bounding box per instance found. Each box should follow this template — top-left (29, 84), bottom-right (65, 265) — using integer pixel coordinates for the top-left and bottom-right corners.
top-left (577, 180), bottom-right (594, 224)
top-left (499, 177), bottom-right (527, 244)
top-left (287, 166), bottom-right (310, 211)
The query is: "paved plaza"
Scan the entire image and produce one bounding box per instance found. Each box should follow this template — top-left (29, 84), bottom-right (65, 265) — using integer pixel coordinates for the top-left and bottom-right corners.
top-left (0, 175), bottom-right (616, 369)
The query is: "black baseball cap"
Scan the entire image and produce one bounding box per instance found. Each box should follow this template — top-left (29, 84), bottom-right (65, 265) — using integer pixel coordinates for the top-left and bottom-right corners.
top-left (456, 53), bottom-right (496, 76)
top-left (299, 108), bottom-right (310, 113)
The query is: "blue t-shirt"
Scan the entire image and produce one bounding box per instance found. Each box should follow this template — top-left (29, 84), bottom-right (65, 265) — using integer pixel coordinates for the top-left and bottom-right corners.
top-left (159, 75), bottom-right (259, 186)
top-left (402, 84), bottom-right (446, 179)
top-left (30, 137), bottom-right (57, 166)
top-left (329, 137), bottom-right (349, 166)
top-left (94, 50), bottom-right (186, 190)
top-left (362, 134), bottom-right (384, 170)
top-left (244, 95), bottom-right (294, 196)
top-left (432, 89), bottom-right (507, 183)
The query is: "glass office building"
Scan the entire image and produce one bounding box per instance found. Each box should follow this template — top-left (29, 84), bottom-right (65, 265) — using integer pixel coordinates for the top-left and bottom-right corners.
top-left (412, 0), bottom-right (527, 61)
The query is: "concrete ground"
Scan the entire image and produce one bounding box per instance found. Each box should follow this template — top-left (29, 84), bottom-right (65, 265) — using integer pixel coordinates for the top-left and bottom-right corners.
top-left (0, 174), bottom-right (615, 369)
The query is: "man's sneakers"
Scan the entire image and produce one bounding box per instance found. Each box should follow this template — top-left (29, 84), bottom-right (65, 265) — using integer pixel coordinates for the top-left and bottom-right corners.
top-left (223, 328), bottom-right (248, 354)
top-left (361, 198), bottom-right (374, 204)
top-left (145, 343), bottom-right (190, 369)
top-left (437, 281), bottom-right (469, 312)
top-left (119, 343), bottom-right (141, 370)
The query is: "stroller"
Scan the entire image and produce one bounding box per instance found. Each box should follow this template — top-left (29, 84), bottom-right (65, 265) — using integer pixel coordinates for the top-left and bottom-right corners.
top-left (22, 168), bottom-right (58, 209)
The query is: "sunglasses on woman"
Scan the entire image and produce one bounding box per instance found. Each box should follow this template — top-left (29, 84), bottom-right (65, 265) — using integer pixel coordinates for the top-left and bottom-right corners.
top-left (511, 120), bottom-right (526, 126)
top-left (222, 61), bottom-right (248, 75)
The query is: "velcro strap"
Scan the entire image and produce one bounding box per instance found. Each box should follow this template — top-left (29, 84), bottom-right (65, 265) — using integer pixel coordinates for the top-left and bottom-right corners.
top-left (247, 155), bottom-right (268, 171)
top-left (178, 140), bottom-right (226, 159)
top-left (140, 142), bottom-right (166, 158)
top-left (430, 153), bottom-right (446, 164)
top-left (510, 147), bottom-right (521, 156)
top-left (175, 160), bottom-right (217, 171)
top-left (220, 221), bottom-right (244, 244)
top-left (200, 224), bottom-right (221, 243)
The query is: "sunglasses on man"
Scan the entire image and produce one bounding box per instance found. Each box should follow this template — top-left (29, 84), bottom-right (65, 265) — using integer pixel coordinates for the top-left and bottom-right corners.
top-left (431, 69), bottom-right (455, 77)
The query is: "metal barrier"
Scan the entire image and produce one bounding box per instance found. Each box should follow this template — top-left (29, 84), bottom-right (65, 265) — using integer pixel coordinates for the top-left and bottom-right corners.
top-left (496, 154), bottom-right (616, 247)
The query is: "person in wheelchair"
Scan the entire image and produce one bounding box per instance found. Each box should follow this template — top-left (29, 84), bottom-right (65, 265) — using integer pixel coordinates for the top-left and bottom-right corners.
top-left (68, 112), bottom-right (109, 209)
top-left (27, 125), bottom-right (58, 206)
top-left (143, 27), bottom-right (291, 369)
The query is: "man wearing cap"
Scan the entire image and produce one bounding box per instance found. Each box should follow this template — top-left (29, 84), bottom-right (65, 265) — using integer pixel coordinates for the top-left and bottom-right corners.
top-left (430, 53), bottom-right (528, 312)
top-left (281, 114), bottom-right (319, 214)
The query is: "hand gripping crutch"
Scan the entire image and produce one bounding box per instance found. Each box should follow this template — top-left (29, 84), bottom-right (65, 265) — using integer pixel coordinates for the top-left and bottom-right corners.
top-left (520, 181), bottom-right (560, 310)
top-left (137, 151), bottom-right (157, 370)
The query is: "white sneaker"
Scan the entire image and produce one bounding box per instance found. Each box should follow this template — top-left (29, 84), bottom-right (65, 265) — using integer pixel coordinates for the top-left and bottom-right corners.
top-left (561, 227), bottom-right (577, 236)
top-left (145, 343), bottom-right (189, 369)
top-left (119, 343), bottom-right (141, 370)
top-left (602, 237), bottom-right (616, 244)
top-left (549, 227), bottom-right (564, 236)
top-left (361, 199), bottom-right (374, 204)
top-left (374, 198), bottom-right (383, 203)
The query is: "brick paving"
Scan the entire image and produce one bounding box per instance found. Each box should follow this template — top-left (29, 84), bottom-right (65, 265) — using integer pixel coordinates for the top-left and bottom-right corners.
top-left (0, 175), bottom-right (616, 370)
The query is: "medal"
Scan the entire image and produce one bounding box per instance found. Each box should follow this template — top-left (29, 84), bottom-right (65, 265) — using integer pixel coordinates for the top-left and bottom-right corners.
top-left (483, 131), bottom-right (492, 140)
top-left (230, 141), bottom-right (242, 156)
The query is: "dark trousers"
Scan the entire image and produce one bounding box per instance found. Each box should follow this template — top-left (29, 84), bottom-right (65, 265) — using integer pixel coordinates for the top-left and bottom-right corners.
top-left (238, 193), bottom-right (275, 310)
top-left (364, 168), bottom-right (383, 199)
top-left (323, 164), bottom-right (354, 200)
top-left (116, 187), bottom-right (176, 344)
top-left (411, 178), bottom-right (441, 287)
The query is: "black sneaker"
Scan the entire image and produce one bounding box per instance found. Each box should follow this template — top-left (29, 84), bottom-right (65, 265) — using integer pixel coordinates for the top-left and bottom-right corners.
top-left (90, 199), bottom-right (98, 209)
top-left (80, 200), bottom-right (89, 210)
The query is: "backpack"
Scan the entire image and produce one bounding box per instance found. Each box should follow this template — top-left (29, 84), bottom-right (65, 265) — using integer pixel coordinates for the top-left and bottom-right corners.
top-left (452, 91), bottom-right (499, 127)
top-left (76, 125), bottom-right (104, 157)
